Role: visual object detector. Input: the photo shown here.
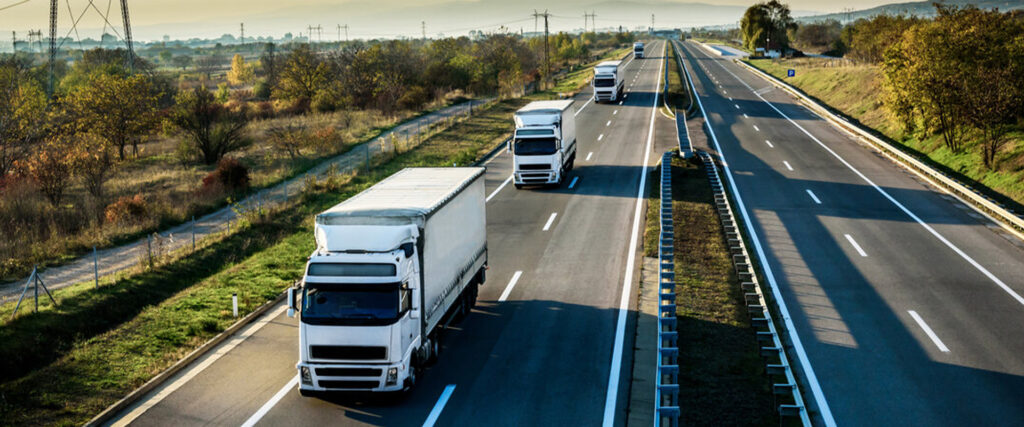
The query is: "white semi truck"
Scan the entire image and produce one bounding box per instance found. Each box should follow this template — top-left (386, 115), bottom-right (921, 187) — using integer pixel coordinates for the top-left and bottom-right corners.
top-left (509, 100), bottom-right (577, 189)
top-left (288, 167), bottom-right (488, 394)
top-left (593, 60), bottom-right (625, 102)
top-left (634, 41), bottom-right (645, 58)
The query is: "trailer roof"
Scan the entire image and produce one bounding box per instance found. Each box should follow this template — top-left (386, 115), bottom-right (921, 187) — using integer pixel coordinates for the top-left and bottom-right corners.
top-left (596, 60), bottom-right (622, 67)
top-left (516, 100), bottom-right (574, 114)
top-left (317, 167), bottom-right (484, 224)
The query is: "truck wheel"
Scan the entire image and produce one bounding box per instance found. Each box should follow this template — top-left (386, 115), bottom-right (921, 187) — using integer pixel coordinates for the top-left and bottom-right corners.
top-left (426, 336), bottom-right (440, 365)
top-left (567, 157), bottom-right (575, 171)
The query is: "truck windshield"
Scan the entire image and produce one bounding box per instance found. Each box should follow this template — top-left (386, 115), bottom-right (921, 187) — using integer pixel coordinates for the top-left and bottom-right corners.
top-left (514, 138), bottom-right (558, 155)
top-left (301, 282), bottom-right (401, 326)
top-left (594, 77), bottom-right (616, 87)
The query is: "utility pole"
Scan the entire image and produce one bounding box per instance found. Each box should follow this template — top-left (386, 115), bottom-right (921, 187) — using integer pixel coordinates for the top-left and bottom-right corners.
top-left (422, 21), bottom-right (426, 41)
top-left (534, 9), bottom-right (538, 35)
top-left (651, 14), bottom-right (655, 34)
top-left (240, 23), bottom-right (245, 45)
top-left (532, 10), bottom-right (550, 86)
top-left (584, 11), bottom-right (596, 33)
top-left (120, 0), bottom-right (135, 73)
top-left (10, 31), bottom-right (15, 55)
top-left (48, 0), bottom-right (57, 97)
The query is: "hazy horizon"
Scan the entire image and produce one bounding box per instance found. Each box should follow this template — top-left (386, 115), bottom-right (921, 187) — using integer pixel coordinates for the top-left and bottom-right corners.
top-left (1, 0), bottom-right (898, 43)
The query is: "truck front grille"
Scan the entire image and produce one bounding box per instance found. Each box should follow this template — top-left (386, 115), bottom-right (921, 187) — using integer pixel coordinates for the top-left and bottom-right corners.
top-left (310, 345), bottom-right (386, 360)
top-left (318, 380), bottom-right (380, 389)
top-left (518, 163), bottom-right (551, 170)
top-left (315, 367), bottom-right (382, 377)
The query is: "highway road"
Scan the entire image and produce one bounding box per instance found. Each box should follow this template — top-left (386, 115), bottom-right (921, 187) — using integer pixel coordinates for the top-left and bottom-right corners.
top-left (677, 39), bottom-right (1024, 426)
top-left (105, 40), bottom-right (679, 427)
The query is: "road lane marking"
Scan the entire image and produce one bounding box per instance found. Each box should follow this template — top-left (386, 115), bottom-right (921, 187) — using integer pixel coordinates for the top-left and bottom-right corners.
top-left (734, 104), bottom-right (740, 109)
top-left (568, 177), bottom-right (579, 189)
top-left (113, 305), bottom-right (289, 426)
top-left (241, 375), bottom-right (298, 427)
top-left (575, 97), bottom-right (594, 117)
top-left (623, 94), bottom-right (627, 98)
top-left (542, 213), bottom-right (558, 231)
top-left (618, 101), bottom-right (623, 105)
top-left (844, 234), bottom-right (867, 257)
top-left (598, 134), bottom-right (604, 141)
top-left (680, 41), bottom-right (835, 426)
top-left (705, 50), bottom-right (1024, 309)
top-left (606, 120), bottom-right (612, 127)
top-left (586, 152), bottom-right (593, 161)
top-left (743, 113), bottom-right (749, 118)
top-left (765, 140), bottom-right (774, 148)
top-left (784, 161), bottom-right (793, 171)
top-left (498, 271), bottom-right (523, 302)
top-left (423, 385), bottom-right (456, 427)
top-left (806, 189), bottom-right (822, 204)
top-left (908, 311), bottom-right (950, 353)
top-left (486, 176), bottom-right (512, 202)
top-left (753, 125), bottom-right (760, 132)
top-left (604, 39), bottom-right (663, 427)
top-left (728, 97), bottom-right (733, 101)
top-left (614, 110), bottom-right (618, 115)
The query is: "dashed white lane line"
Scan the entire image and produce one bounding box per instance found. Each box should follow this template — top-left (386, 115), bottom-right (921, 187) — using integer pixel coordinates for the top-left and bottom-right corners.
top-left (542, 213), bottom-right (558, 231)
top-left (422, 385), bottom-right (457, 427)
top-left (598, 134), bottom-right (604, 141)
top-left (586, 152), bottom-right (593, 161)
top-left (618, 101), bottom-right (623, 105)
top-left (784, 161), bottom-right (793, 171)
top-left (606, 120), bottom-right (611, 127)
top-left (734, 104), bottom-right (740, 109)
top-left (568, 177), bottom-right (579, 189)
top-left (743, 113), bottom-right (749, 118)
top-left (844, 234), bottom-right (868, 257)
top-left (486, 176), bottom-right (512, 202)
top-left (240, 375), bottom-right (298, 427)
top-left (613, 110), bottom-right (618, 115)
top-left (498, 271), bottom-right (523, 302)
top-left (806, 189), bottom-right (822, 204)
top-left (908, 310), bottom-right (950, 353)
top-left (728, 97), bottom-right (733, 101)
top-left (765, 140), bottom-right (774, 148)
top-left (753, 125), bottom-right (760, 132)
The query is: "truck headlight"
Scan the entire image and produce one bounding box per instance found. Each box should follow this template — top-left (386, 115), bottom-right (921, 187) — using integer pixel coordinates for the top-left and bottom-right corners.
top-left (300, 366), bottom-right (312, 385)
top-left (386, 367), bottom-right (398, 385)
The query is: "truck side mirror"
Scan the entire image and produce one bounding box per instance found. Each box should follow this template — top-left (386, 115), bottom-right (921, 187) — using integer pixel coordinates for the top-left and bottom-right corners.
top-left (287, 287), bottom-right (297, 318)
top-left (506, 140), bottom-right (512, 154)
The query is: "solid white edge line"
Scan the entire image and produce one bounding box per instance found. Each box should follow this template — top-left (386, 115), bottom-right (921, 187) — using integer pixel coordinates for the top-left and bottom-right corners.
top-left (908, 310), bottom-right (950, 353)
top-left (498, 271), bottom-right (523, 302)
top-left (784, 161), bottom-right (794, 171)
top-left (602, 39), bottom-right (663, 427)
top-left (486, 175), bottom-right (513, 203)
top-left (240, 375), bottom-right (299, 427)
top-left (806, 189), bottom-right (822, 205)
top-left (114, 305), bottom-right (289, 426)
top-left (586, 152), bottom-right (593, 161)
top-left (844, 234), bottom-right (868, 257)
top-left (569, 177), bottom-right (579, 189)
top-left (708, 49), bottom-right (1024, 308)
top-left (680, 40), bottom-right (836, 427)
top-left (542, 212), bottom-right (558, 231)
top-left (422, 384), bottom-right (457, 427)
top-left (575, 96), bottom-right (594, 117)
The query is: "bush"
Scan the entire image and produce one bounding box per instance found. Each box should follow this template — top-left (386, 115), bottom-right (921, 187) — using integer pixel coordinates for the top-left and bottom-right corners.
top-left (312, 91), bottom-right (339, 113)
top-left (104, 194), bottom-right (149, 225)
top-left (201, 157), bottom-right (250, 194)
top-left (253, 80), bottom-right (272, 100)
top-left (397, 85), bottom-right (430, 111)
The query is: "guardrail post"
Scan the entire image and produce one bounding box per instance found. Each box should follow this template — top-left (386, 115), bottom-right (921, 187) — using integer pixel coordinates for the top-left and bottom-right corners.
top-left (93, 246), bottom-right (99, 289)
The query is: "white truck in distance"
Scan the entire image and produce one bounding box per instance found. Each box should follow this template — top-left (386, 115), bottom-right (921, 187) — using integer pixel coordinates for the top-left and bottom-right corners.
top-left (509, 100), bottom-right (577, 189)
top-left (593, 60), bottom-right (625, 102)
top-left (634, 41), bottom-right (645, 58)
top-left (287, 167), bottom-right (488, 394)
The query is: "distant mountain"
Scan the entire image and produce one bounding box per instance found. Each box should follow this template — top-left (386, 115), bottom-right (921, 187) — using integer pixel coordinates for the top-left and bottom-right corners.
top-left (797, 0), bottom-right (1024, 23)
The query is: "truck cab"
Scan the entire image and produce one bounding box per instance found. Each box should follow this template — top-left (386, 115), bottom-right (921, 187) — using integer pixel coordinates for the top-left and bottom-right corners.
top-left (634, 41), bottom-right (645, 58)
top-left (593, 61), bottom-right (624, 102)
top-left (510, 100), bottom-right (577, 189)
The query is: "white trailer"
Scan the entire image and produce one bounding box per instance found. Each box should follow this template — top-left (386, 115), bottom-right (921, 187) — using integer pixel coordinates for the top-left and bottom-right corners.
top-left (509, 100), bottom-right (577, 188)
top-left (634, 41), bottom-right (645, 58)
top-left (593, 60), bottom-right (625, 102)
top-left (288, 167), bottom-right (487, 394)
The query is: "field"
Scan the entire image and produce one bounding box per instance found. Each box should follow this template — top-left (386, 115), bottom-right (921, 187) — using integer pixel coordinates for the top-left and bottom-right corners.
top-left (747, 58), bottom-right (1024, 210)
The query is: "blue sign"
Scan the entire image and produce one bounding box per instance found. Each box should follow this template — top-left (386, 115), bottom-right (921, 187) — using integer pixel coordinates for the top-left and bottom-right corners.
top-left (787, 69), bottom-right (796, 77)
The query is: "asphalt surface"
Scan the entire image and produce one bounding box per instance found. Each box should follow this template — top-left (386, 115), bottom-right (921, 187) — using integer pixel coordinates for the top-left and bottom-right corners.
top-left (106, 41), bottom-right (680, 427)
top-left (677, 39), bottom-right (1024, 426)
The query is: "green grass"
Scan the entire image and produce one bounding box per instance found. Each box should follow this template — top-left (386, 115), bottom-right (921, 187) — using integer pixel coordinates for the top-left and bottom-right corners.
top-left (746, 57), bottom-right (1024, 211)
top-left (653, 155), bottom-right (775, 425)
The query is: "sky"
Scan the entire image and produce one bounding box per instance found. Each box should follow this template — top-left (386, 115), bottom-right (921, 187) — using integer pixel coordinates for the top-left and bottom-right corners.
top-left (0, 0), bottom-right (900, 42)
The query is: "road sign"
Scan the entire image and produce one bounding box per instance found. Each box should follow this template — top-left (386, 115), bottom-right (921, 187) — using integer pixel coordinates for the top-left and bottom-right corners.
top-left (787, 69), bottom-right (795, 77)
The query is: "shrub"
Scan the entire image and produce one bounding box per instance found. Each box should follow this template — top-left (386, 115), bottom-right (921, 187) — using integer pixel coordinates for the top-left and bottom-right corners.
top-left (397, 85), bottom-right (430, 111)
top-left (312, 91), bottom-right (339, 113)
top-left (104, 194), bottom-right (149, 225)
top-left (267, 125), bottom-right (311, 159)
top-left (253, 80), bottom-right (272, 100)
top-left (201, 157), bottom-right (250, 194)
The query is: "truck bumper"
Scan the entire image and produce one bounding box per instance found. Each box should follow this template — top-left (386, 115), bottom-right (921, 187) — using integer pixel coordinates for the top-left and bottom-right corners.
top-left (296, 357), bottom-right (412, 393)
top-left (594, 90), bottom-right (616, 102)
top-left (514, 170), bottom-right (560, 185)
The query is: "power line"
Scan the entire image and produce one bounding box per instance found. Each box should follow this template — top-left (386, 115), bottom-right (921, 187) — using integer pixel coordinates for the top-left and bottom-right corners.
top-left (0, 0), bottom-right (33, 13)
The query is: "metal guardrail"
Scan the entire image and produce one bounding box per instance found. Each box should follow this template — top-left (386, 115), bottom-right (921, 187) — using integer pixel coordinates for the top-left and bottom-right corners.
top-left (735, 59), bottom-right (1024, 241)
top-left (654, 151), bottom-right (680, 427)
top-left (697, 151), bottom-right (812, 426)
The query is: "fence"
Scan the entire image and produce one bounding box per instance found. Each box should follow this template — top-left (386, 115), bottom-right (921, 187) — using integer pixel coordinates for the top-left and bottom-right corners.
top-left (1, 100), bottom-right (490, 307)
top-left (654, 151), bottom-right (680, 426)
top-left (698, 151), bottom-right (812, 426)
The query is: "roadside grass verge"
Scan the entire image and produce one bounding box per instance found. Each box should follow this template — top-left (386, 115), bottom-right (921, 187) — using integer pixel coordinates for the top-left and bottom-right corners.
top-left (746, 57), bottom-right (1024, 212)
top-left (0, 96), bottom-right (520, 427)
top-left (665, 155), bottom-right (775, 425)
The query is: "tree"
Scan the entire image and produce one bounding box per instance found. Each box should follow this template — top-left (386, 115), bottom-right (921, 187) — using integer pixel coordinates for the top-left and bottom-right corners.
top-left (227, 54), bottom-right (254, 86)
top-left (792, 19), bottom-right (844, 55)
top-left (69, 73), bottom-right (161, 160)
top-left (158, 50), bottom-right (173, 63)
top-left (172, 55), bottom-right (193, 71)
top-left (275, 45), bottom-right (329, 101)
top-left (194, 55), bottom-right (223, 79)
top-left (259, 43), bottom-right (280, 87)
top-left (741, 0), bottom-right (796, 53)
top-left (0, 58), bottom-right (46, 178)
top-left (21, 134), bottom-right (75, 206)
top-left (170, 87), bottom-right (250, 165)
top-left (71, 133), bottom-right (115, 201)
top-left (844, 15), bottom-right (921, 63)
